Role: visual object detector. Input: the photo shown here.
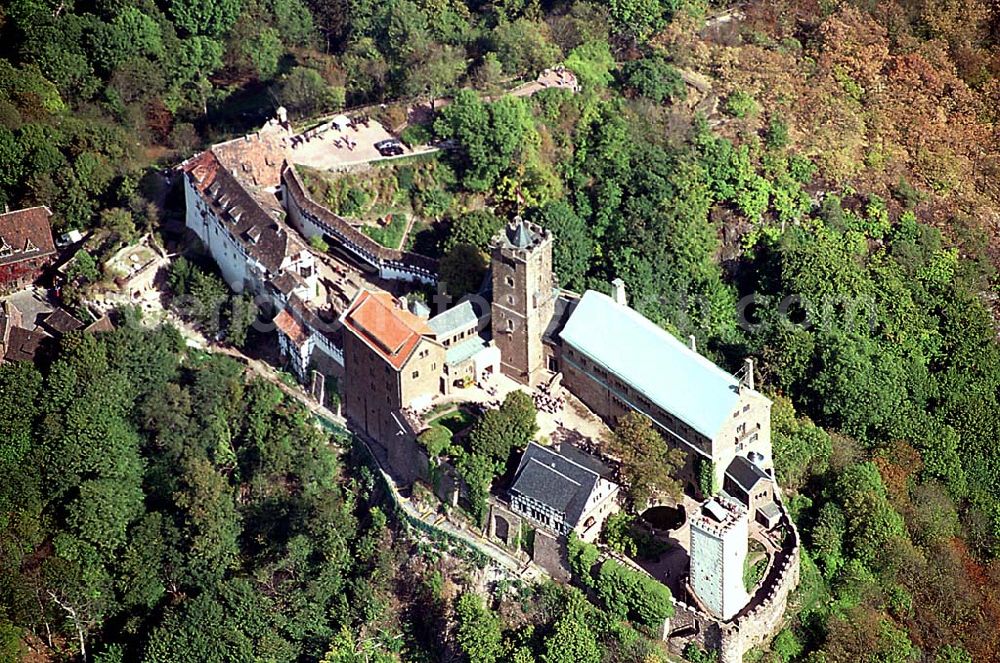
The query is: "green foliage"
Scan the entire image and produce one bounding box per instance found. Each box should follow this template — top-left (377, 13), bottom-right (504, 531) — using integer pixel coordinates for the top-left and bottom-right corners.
top-left (440, 243), bottom-right (488, 299)
top-left (724, 90), bottom-right (758, 118)
top-left (601, 512), bottom-right (638, 557)
top-left (455, 593), bottom-right (503, 663)
top-left (491, 19), bottom-right (562, 77)
top-left (683, 643), bottom-right (719, 663)
top-left (567, 532), bottom-right (600, 587)
top-left (607, 0), bottom-right (667, 42)
top-left (418, 424), bottom-right (453, 458)
top-left (445, 209), bottom-right (503, 253)
top-left (469, 390), bottom-right (538, 463)
top-left (595, 559), bottom-right (673, 627)
top-left (434, 91), bottom-right (542, 194)
top-left (169, 0), bottom-right (243, 37)
top-left (697, 457), bottom-right (718, 497)
top-left (564, 41), bottom-right (615, 89)
top-left (281, 67), bottom-right (344, 116)
top-left (528, 201), bottom-right (592, 290)
top-left (621, 55), bottom-right (686, 103)
top-left (605, 411), bottom-right (684, 509)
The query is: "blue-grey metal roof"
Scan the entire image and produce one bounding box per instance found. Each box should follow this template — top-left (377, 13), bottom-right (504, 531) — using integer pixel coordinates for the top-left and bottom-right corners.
top-left (559, 290), bottom-right (742, 439)
top-left (427, 299), bottom-right (479, 337)
top-left (445, 336), bottom-right (487, 366)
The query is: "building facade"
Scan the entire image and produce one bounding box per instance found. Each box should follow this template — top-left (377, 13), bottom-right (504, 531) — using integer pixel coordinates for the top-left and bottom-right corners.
top-left (558, 289), bottom-right (773, 491)
top-left (340, 289), bottom-right (446, 444)
top-left (490, 220), bottom-right (556, 387)
top-left (509, 442), bottom-right (620, 544)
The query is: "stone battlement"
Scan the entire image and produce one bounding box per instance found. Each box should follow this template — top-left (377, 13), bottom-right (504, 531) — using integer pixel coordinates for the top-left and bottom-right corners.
top-left (665, 498), bottom-right (801, 663)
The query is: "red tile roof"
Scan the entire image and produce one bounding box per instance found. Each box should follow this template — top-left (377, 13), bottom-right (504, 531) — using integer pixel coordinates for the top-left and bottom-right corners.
top-left (341, 290), bottom-right (431, 370)
top-left (0, 207), bottom-right (56, 267)
top-left (274, 308), bottom-right (309, 346)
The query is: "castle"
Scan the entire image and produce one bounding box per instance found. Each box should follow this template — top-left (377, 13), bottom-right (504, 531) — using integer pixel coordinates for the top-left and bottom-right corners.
top-left (180, 114), bottom-right (798, 663)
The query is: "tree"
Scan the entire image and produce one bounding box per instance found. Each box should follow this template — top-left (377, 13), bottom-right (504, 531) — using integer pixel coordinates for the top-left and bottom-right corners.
top-left (563, 41), bottom-right (614, 89)
top-left (567, 532), bottom-right (600, 586)
top-left (529, 201), bottom-right (591, 289)
top-left (594, 559), bottom-right (673, 627)
top-left (607, 0), bottom-right (666, 42)
top-left (281, 67), bottom-right (343, 116)
top-left (169, 0), bottom-right (243, 37)
top-left (601, 511), bottom-right (638, 557)
top-left (469, 390), bottom-right (538, 463)
top-left (604, 411), bottom-right (684, 509)
top-left (541, 591), bottom-right (601, 663)
top-left (455, 594), bottom-right (502, 663)
top-left (490, 19), bottom-right (561, 77)
top-left (226, 294), bottom-right (257, 348)
top-left (445, 209), bottom-right (503, 252)
top-left (621, 55), bottom-right (686, 103)
top-left (439, 243), bottom-right (488, 299)
top-left (404, 43), bottom-right (465, 110)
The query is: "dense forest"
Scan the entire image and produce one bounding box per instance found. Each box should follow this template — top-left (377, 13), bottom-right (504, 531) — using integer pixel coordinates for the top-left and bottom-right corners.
top-left (3, 0), bottom-right (1000, 661)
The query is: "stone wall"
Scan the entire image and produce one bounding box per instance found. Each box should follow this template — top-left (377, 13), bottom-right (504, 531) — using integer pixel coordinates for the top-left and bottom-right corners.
top-left (281, 165), bottom-right (437, 282)
top-left (664, 501), bottom-right (801, 663)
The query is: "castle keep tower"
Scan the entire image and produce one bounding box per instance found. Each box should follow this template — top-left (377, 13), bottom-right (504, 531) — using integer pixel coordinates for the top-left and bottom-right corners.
top-left (689, 496), bottom-right (750, 621)
top-left (490, 219), bottom-right (555, 386)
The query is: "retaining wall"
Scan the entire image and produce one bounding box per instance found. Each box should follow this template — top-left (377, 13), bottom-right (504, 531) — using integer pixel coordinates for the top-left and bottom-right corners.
top-left (281, 165), bottom-right (437, 284)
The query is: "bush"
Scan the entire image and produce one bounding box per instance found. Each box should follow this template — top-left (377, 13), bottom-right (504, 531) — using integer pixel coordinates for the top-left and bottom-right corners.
top-left (621, 55), bottom-right (687, 103)
top-left (724, 90), bottom-right (757, 118)
top-left (595, 559), bottom-right (673, 627)
top-left (418, 424), bottom-right (453, 458)
top-left (401, 123), bottom-right (433, 147)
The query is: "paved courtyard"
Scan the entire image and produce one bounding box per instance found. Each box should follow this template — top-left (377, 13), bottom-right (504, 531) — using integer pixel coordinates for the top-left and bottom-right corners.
top-left (3, 287), bottom-right (55, 328)
top-left (288, 118), bottom-right (438, 170)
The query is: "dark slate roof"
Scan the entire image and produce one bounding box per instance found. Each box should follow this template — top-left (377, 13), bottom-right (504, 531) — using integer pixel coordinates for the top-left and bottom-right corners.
top-left (4, 326), bottom-right (50, 363)
top-left (0, 207), bottom-right (56, 267)
top-left (557, 443), bottom-right (614, 479)
top-left (726, 455), bottom-right (771, 493)
top-left (41, 308), bottom-right (84, 334)
top-left (493, 219), bottom-right (548, 252)
top-left (183, 150), bottom-right (306, 275)
top-left (510, 442), bottom-right (603, 526)
top-left (543, 290), bottom-right (578, 344)
top-left (508, 220), bottom-right (533, 248)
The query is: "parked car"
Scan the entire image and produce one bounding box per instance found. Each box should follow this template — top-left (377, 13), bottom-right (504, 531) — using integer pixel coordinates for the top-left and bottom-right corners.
top-left (374, 139), bottom-right (404, 156)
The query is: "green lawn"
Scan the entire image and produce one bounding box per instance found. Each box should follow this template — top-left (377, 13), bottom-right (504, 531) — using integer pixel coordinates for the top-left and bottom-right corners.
top-left (361, 214), bottom-right (408, 249)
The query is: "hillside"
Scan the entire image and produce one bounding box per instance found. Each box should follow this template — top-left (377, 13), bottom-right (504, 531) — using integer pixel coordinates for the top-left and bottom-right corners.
top-left (1, 1), bottom-right (1000, 662)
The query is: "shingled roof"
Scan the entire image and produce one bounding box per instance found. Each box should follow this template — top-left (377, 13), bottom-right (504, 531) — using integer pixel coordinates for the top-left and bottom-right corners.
top-left (510, 442), bottom-right (606, 528)
top-left (183, 150), bottom-right (307, 274)
top-left (340, 289), bottom-right (433, 370)
top-left (0, 207), bottom-right (56, 267)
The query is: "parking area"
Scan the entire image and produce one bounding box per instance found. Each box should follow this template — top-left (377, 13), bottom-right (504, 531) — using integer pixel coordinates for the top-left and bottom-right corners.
top-left (288, 118), bottom-right (437, 170)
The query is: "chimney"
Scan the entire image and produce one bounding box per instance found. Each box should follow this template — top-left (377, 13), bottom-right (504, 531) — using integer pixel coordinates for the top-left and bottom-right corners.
top-left (743, 358), bottom-right (755, 392)
top-left (689, 335), bottom-right (697, 352)
top-left (610, 278), bottom-right (627, 307)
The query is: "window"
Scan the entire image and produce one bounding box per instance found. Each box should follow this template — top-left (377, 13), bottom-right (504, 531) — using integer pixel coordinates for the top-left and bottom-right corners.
top-left (506, 275), bottom-right (514, 287)
top-left (506, 295), bottom-right (514, 305)
top-left (743, 404), bottom-right (751, 413)
top-left (506, 319), bottom-right (514, 331)
top-left (412, 370), bottom-right (419, 379)
top-left (431, 363), bottom-right (437, 371)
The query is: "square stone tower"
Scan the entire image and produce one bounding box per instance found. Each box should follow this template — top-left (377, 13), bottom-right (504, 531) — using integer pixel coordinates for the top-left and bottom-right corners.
top-left (689, 496), bottom-right (750, 620)
top-left (490, 219), bottom-right (555, 386)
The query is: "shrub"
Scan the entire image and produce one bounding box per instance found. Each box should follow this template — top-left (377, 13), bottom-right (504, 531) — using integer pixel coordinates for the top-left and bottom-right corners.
top-left (724, 90), bottom-right (757, 118)
top-left (401, 123), bottom-right (432, 147)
